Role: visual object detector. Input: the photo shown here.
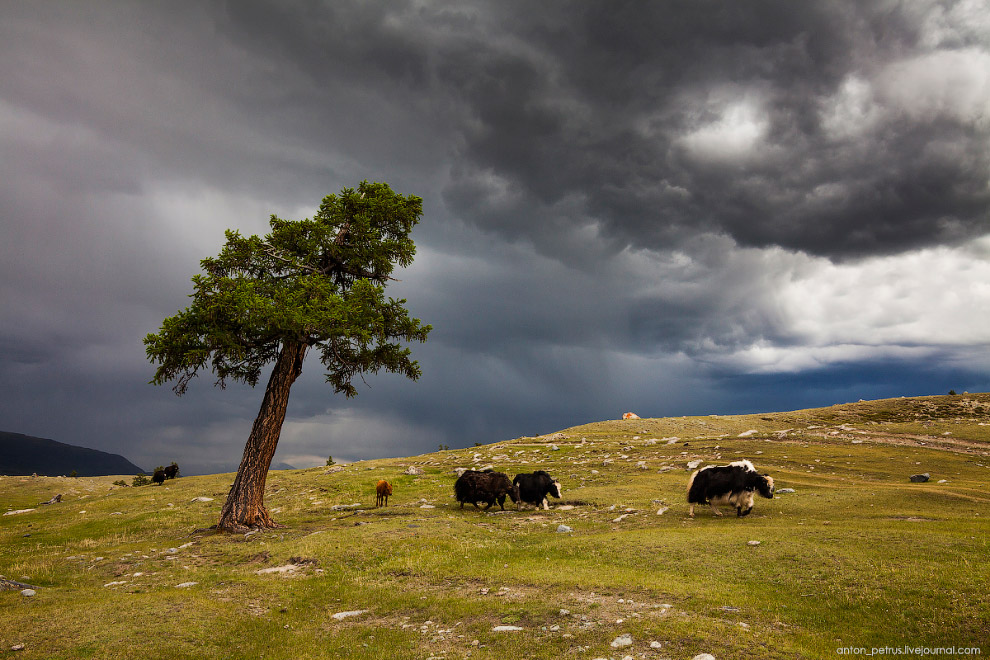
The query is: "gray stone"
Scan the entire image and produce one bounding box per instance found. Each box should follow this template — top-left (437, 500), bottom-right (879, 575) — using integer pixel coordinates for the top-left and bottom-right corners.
top-left (556, 525), bottom-right (573, 533)
top-left (910, 473), bottom-right (930, 483)
top-left (776, 488), bottom-right (796, 494)
top-left (20, 589), bottom-right (36, 597)
top-left (692, 655), bottom-right (717, 660)
top-left (331, 609), bottom-right (368, 620)
top-left (610, 633), bottom-right (633, 648)
top-left (404, 466), bottom-right (424, 475)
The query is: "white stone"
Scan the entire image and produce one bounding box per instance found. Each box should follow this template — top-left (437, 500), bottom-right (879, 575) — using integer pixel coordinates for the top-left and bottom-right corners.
top-left (738, 429), bottom-right (758, 437)
top-left (556, 525), bottom-right (573, 533)
top-left (190, 497), bottom-right (214, 502)
top-left (687, 460), bottom-right (703, 469)
top-left (331, 610), bottom-right (368, 620)
top-left (3, 509), bottom-right (36, 516)
top-left (610, 633), bottom-right (633, 648)
top-left (692, 654), bottom-right (717, 660)
top-left (20, 589), bottom-right (36, 597)
top-left (175, 582), bottom-right (198, 588)
top-left (256, 565), bottom-right (299, 575)
top-left (650, 641), bottom-right (662, 649)
top-left (747, 540), bottom-right (761, 546)
top-left (492, 625), bottom-right (523, 632)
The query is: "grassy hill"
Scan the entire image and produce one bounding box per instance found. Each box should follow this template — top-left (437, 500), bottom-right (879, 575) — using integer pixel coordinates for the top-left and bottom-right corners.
top-left (1, 394), bottom-right (988, 659)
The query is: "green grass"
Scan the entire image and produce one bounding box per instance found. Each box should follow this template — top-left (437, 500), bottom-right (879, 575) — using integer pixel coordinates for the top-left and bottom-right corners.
top-left (2, 394), bottom-right (989, 659)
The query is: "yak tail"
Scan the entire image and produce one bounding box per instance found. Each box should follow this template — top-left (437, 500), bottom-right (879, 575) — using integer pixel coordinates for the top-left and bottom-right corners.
top-left (686, 469), bottom-right (700, 501)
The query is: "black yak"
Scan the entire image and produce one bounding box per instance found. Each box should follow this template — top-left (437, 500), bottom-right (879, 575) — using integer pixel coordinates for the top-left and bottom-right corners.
top-left (687, 460), bottom-right (774, 517)
top-left (454, 470), bottom-right (517, 510)
top-left (512, 471), bottom-right (562, 510)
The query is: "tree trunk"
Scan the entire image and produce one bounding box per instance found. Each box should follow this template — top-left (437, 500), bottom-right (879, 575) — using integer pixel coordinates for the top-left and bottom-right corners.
top-left (217, 340), bottom-right (308, 532)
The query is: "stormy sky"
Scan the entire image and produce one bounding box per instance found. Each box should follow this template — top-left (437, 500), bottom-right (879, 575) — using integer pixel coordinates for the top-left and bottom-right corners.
top-left (2, 1), bottom-right (989, 475)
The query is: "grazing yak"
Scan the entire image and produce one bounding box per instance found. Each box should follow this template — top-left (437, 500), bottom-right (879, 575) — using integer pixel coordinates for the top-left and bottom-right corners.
top-left (687, 460), bottom-right (774, 518)
top-left (454, 470), bottom-right (517, 510)
top-left (164, 463), bottom-right (179, 480)
top-left (513, 471), bottom-right (562, 510)
top-left (375, 479), bottom-right (393, 507)
top-left (152, 469), bottom-right (166, 486)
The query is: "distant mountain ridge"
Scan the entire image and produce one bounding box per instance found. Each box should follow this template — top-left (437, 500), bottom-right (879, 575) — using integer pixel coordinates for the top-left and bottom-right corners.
top-left (0, 431), bottom-right (145, 477)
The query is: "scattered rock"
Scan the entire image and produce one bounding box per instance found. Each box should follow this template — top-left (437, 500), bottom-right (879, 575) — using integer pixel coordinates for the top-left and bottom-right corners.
top-left (492, 625), bottom-right (523, 632)
top-left (39, 494), bottom-right (62, 505)
top-left (737, 430), bottom-right (758, 437)
top-left (404, 466), bottom-right (424, 475)
top-left (190, 497), bottom-right (214, 503)
top-left (650, 641), bottom-right (662, 649)
top-left (776, 488), bottom-right (796, 494)
top-left (20, 589), bottom-right (36, 597)
top-left (175, 582), bottom-right (198, 588)
top-left (3, 509), bottom-right (36, 516)
top-left (11, 644), bottom-right (25, 651)
top-left (747, 540), bottom-right (761, 547)
top-left (556, 525), bottom-right (573, 533)
top-left (656, 507), bottom-right (669, 516)
top-left (257, 564), bottom-right (299, 575)
top-left (1, 579), bottom-right (36, 592)
top-left (687, 460), bottom-right (703, 469)
top-left (910, 473), bottom-right (930, 483)
top-left (331, 609), bottom-right (368, 620)
top-left (330, 503), bottom-right (362, 511)
top-left (610, 633), bottom-right (633, 648)
top-left (692, 654), bottom-right (717, 660)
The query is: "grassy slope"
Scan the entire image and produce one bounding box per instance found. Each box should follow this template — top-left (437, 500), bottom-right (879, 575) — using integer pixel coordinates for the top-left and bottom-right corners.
top-left (2, 394), bottom-right (988, 659)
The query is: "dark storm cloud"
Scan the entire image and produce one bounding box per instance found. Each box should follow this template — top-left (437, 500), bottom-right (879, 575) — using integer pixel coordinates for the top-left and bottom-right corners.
top-left (432, 1), bottom-right (990, 260)
top-left (2, 1), bottom-right (988, 473)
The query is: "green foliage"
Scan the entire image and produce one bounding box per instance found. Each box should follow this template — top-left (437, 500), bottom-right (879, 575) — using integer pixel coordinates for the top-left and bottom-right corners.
top-left (69, 470), bottom-right (78, 478)
top-left (144, 181), bottom-right (431, 397)
top-left (326, 455), bottom-right (336, 466)
top-left (438, 443), bottom-right (450, 451)
top-left (949, 389), bottom-right (957, 395)
top-left (131, 474), bottom-right (150, 487)
top-left (112, 479), bottom-right (128, 487)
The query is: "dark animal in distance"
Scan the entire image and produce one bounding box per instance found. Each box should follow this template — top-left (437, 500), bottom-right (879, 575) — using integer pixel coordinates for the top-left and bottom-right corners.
top-left (375, 479), bottom-right (393, 507)
top-left (687, 460), bottom-right (774, 517)
top-left (454, 470), bottom-right (517, 510)
top-left (513, 471), bottom-right (562, 510)
top-left (164, 463), bottom-right (179, 480)
top-left (152, 469), bottom-right (166, 486)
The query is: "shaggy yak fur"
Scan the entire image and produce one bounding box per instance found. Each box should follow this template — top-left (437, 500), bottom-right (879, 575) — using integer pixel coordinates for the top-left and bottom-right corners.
top-left (512, 471), bottom-right (562, 510)
top-left (375, 479), bottom-right (393, 507)
top-left (454, 470), bottom-right (517, 510)
top-left (687, 460), bottom-right (774, 517)
top-left (152, 469), bottom-right (166, 486)
top-left (163, 464), bottom-right (179, 480)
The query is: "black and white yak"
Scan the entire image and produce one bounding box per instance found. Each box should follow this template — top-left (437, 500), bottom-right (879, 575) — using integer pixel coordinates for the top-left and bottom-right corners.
top-left (512, 471), bottom-right (562, 510)
top-left (686, 460), bottom-right (774, 517)
top-left (454, 470), bottom-right (517, 510)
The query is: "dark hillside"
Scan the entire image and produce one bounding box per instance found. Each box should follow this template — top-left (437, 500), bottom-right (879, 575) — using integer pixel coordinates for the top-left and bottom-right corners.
top-left (0, 431), bottom-right (145, 476)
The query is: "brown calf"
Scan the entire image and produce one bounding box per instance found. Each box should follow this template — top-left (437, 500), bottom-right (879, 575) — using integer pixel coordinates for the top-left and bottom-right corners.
top-left (375, 480), bottom-right (393, 507)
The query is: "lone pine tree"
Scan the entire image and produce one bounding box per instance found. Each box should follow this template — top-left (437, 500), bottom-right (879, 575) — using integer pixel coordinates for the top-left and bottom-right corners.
top-left (145, 181), bottom-right (431, 531)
